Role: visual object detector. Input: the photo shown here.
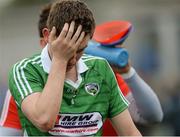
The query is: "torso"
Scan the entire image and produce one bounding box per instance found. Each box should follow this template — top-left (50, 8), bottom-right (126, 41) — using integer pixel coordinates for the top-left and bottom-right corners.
top-left (9, 54), bottom-right (128, 136)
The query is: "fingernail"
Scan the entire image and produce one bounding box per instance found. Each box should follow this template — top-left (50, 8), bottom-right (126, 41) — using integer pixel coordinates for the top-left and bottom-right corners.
top-left (79, 25), bottom-right (82, 29)
top-left (64, 23), bottom-right (69, 27)
top-left (82, 31), bottom-right (85, 35)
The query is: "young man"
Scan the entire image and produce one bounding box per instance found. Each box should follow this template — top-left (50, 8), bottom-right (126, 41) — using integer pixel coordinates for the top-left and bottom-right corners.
top-left (8, 0), bottom-right (141, 136)
top-left (1, 1), bottom-right (163, 136)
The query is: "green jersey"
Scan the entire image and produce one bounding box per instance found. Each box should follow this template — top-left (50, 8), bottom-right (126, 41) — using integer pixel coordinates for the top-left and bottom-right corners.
top-left (9, 45), bottom-right (128, 136)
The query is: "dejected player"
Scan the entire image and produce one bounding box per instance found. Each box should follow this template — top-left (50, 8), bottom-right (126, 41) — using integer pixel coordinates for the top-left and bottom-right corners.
top-left (8, 0), bottom-right (141, 136)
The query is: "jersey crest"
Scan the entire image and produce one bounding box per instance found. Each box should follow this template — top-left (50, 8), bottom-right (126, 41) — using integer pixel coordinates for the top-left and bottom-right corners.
top-left (85, 83), bottom-right (100, 96)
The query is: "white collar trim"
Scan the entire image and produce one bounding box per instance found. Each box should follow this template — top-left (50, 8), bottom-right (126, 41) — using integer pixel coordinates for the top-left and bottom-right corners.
top-left (41, 44), bottom-right (89, 75)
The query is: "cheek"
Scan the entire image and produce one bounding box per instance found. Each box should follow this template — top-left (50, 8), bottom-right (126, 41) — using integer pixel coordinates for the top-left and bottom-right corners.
top-left (76, 52), bottom-right (83, 60)
top-left (68, 57), bottom-right (76, 66)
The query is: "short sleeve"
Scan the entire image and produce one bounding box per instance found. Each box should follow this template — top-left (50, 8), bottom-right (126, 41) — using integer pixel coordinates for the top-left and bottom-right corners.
top-left (103, 60), bottom-right (129, 118)
top-left (8, 60), bottom-right (43, 107)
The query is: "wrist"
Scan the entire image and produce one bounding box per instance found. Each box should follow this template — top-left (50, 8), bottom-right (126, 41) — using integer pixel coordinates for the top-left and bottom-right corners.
top-left (50, 58), bottom-right (67, 76)
top-left (52, 57), bottom-right (68, 66)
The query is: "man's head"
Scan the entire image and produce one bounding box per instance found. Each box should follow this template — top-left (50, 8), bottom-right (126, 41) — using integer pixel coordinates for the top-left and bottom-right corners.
top-left (47, 0), bottom-right (95, 38)
top-left (38, 3), bottom-right (51, 48)
top-left (46, 0), bottom-right (95, 70)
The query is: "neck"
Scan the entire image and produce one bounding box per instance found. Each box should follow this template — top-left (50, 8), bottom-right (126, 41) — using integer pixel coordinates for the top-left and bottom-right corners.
top-left (48, 46), bottom-right (52, 60)
top-left (66, 66), bottom-right (78, 82)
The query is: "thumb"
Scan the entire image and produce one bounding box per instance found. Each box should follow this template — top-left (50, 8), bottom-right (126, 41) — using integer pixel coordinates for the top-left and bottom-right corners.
top-left (49, 26), bottom-right (56, 43)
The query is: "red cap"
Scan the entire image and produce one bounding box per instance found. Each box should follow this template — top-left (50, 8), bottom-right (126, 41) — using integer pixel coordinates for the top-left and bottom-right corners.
top-left (93, 20), bottom-right (132, 44)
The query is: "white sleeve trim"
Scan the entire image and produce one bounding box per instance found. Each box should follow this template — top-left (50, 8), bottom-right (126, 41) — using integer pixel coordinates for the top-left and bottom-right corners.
top-left (121, 67), bottom-right (136, 80)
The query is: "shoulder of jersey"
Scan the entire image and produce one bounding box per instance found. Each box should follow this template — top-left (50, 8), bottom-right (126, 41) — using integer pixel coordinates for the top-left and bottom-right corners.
top-left (82, 54), bottom-right (106, 62)
top-left (12, 54), bottom-right (42, 70)
top-left (82, 54), bottom-right (110, 69)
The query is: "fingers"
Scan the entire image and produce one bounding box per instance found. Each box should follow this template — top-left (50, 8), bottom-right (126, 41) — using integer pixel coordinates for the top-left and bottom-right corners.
top-left (66, 21), bottom-right (75, 40)
top-left (115, 44), bottom-right (124, 48)
top-left (55, 21), bottom-right (86, 50)
top-left (58, 22), bottom-right (83, 43)
top-left (71, 25), bottom-right (83, 43)
top-left (58, 23), bottom-right (69, 39)
top-left (49, 26), bottom-right (56, 43)
top-left (75, 31), bottom-right (85, 47)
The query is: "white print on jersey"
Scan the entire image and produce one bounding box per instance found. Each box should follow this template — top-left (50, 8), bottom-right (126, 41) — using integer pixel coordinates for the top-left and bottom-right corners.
top-left (48, 112), bottom-right (103, 136)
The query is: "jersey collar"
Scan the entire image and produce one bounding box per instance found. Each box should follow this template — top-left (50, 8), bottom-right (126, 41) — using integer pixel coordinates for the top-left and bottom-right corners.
top-left (41, 44), bottom-right (89, 74)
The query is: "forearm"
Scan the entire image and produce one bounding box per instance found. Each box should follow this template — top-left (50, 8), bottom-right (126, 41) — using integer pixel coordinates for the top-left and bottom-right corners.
top-left (111, 109), bottom-right (142, 136)
top-left (122, 67), bottom-right (163, 123)
top-left (36, 59), bottom-right (66, 121)
top-left (22, 59), bottom-right (67, 131)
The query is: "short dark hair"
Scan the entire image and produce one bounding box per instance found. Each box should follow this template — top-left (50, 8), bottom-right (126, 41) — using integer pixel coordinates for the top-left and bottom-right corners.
top-left (47, 0), bottom-right (95, 37)
top-left (38, 3), bottom-right (52, 38)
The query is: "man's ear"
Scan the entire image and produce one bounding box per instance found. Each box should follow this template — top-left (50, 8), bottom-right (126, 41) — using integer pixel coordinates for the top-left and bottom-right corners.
top-left (42, 28), bottom-right (49, 43)
top-left (40, 38), bottom-right (47, 48)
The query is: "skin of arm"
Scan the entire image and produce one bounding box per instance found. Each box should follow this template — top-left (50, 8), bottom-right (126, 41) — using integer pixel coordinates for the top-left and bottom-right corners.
top-left (21, 59), bottom-right (67, 131)
top-left (21, 22), bottom-right (85, 131)
top-left (111, 109), bottom-right (142, 136)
